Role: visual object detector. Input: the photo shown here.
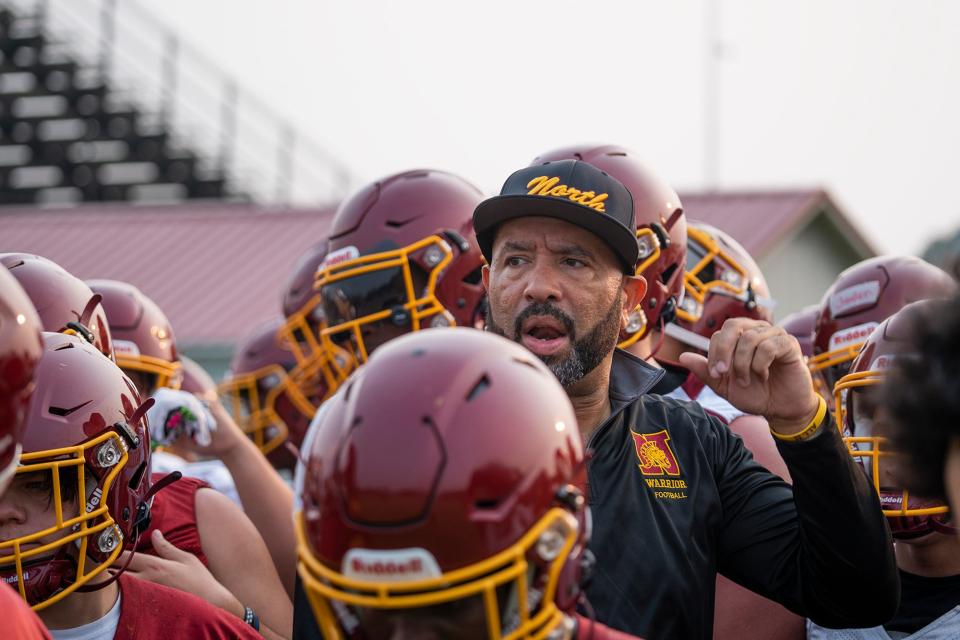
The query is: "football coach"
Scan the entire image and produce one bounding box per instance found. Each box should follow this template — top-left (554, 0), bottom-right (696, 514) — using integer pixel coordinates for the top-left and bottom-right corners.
top-left (472, 159), bottom-right (898, 640)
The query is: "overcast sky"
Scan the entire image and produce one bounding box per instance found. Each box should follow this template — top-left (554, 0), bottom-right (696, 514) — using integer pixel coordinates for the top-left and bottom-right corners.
top-left (144, 0), bottom-right (959, 255)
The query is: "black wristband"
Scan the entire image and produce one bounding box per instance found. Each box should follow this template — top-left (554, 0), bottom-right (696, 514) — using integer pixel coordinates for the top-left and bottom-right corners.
top-left (243, 606), bottom-right (261, 632)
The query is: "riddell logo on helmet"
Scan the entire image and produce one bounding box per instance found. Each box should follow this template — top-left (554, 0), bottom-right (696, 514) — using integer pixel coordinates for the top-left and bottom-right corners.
top-left (112, 339), bottom-right (141, 358)
top-left (829, 281), bottom-right (881, 317)
top-left (829, 322), bottom-right (878, 350)
top-left (526, 176), bottom-right (608, 212)
top-left (879, 493), bottom-right (905, 509)
top-left (342, 548), bottom-right (442, 583)
top-left (870, 355), bottom-right (896, 371)
top-left (320, 246), bottom-right (360, 270)
top-left (353, 557), bottom-right (421, 575)
top-left (2, 570), bottom-right (30, 584)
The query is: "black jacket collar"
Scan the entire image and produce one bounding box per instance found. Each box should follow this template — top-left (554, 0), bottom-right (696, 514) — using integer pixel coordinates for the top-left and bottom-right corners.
top-left (608, 348), bottom-right (665, 412)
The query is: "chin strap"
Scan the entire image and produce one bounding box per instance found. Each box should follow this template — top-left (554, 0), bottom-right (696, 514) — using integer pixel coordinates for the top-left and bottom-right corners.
top-left (647, 315), bottom-right (670, 360)
top-left (575, 592), bottom-right (597, 640)
top-left (75, 471), bottom-right (183, 593)
top-left (0, 545), bottom-right (77, 605)
top-left (888, 513), bottom-right (957, 541)
top-left (929, 515), bottom-right (957, 537)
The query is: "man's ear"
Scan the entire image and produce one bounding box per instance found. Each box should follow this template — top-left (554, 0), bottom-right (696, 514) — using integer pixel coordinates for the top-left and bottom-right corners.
top-left (621, 274), bottom-right (647, 325)
top-left (481, 264), bottom-right (490, 292)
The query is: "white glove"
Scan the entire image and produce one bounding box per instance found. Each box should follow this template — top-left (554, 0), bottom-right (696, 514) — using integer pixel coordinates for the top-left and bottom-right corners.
top-left (147, 388), bottom-right (218, 447)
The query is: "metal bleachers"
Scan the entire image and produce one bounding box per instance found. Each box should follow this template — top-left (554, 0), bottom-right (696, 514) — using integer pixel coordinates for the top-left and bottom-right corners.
top-left (0, 2), bottom-right (348, 207)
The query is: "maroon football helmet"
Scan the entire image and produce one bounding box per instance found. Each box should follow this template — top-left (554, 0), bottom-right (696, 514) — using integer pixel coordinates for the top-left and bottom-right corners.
top-left (778, 304), bottom-right (818, 359)
top-left (1, 253), bottom-right (113, 360)
top-left (811, 256), bottom-right (956, 392)
top-left (0, 267), bottom-right (43, 494)
top-left (87, 279), bottom-right (182, 394)
top-left (834, 300), bottom-right (954, 539)
top-left (533, 144), bottom-right (686, 345)
top-left (278, 239), bottom-right (355, 412)
top-left (314, 169), bottom-right (487, 364)
top-left (283, 240), bottom-right (331, 342)
top-left (296, 328), bottom-right (590, 639)
top-left (219, 318), bottom-right (316, 467)
top-left (669, 221), bottom-right (773, 351)
top-left (0, 333), bottom-right (152, 610)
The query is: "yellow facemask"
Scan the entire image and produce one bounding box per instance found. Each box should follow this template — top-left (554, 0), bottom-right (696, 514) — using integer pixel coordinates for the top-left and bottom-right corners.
top-left (619, 227), bottom-right (661, 349)
top-left (218, 364), bottom-right (316, 454)
top-left (314, 235), bottom-right (458, 364)
top-left (834, 369), bottom-right (948, 519)
top-left (295, 507), bottom-right (579, 640)
top-left (0, 431), bottom-right (130, 610)
top-left (676, 225), bottom-right (752, 325)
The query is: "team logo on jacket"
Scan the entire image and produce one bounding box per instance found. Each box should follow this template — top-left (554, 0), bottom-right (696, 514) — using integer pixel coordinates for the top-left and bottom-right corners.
top-left (632, 429), bottom-right (681, 476)
top-left (631, 429), bottom-right (687, 500)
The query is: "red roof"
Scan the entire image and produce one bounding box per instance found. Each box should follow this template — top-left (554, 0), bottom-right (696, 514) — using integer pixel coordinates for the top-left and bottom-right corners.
top-left (678, 189), bottom-right (877, 258)
top-left (0, 202), bottom-right (335, 345)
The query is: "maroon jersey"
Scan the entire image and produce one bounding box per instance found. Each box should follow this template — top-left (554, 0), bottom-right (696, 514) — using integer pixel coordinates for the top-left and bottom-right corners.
top-left (137, 474), bottom-right (209, 566)
top-left (114, 573), bottom-right (259, 639)
top-left (0, 583), bottom-right (51, 639)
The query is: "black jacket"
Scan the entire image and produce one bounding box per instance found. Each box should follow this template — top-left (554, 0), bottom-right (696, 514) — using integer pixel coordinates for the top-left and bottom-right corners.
top-left (583, 349), bottom-right (899, 640)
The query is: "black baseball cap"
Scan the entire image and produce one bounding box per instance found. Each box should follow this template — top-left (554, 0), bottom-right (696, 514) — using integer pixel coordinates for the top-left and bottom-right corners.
top-left (473, 159), bottom-right (639, 273)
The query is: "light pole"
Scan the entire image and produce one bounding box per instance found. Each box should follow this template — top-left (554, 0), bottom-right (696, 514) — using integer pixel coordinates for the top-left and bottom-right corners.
top-left (703, 0), bottom-right (722, 190)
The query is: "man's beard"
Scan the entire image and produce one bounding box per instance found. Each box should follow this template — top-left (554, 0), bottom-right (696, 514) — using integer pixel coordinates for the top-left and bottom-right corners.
top-left (487, 293), bottom-right (624, 388)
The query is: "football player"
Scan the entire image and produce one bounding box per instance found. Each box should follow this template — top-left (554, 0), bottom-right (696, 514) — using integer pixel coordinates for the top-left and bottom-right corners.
top-left (87, 279), bottom-right (292, 636)
top-left (274, 239), bottom-right (355, 429)
top-left (311, 169), bottom-right (487, 366)
top-left (0, 332), bottom-right (262, 639)
top-left (220, 318), bottom-right (328, 473)
top-left (295, 327), bottom-right (640, 639)
top-left (230, 169), bottom-right (492, 602)
top-left (808, 300), bottom-right (960, 638)
top-left (884, 293), bottom-right (960, 540)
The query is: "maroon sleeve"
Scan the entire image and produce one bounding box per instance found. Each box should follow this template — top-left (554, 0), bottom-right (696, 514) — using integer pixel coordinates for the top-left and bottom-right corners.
top-left (136, 474), bottom-right (210, 566)
top-left (114, 574), bottom-right (261, 640)
top-left (0, 584), bottom-right (51, 639)
top-left (574, 613), bottom-right (645, 640)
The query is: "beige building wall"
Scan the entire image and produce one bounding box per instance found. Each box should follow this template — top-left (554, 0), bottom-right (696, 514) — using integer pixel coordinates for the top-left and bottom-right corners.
top-left (758, 212), bottom-right (865, 321)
